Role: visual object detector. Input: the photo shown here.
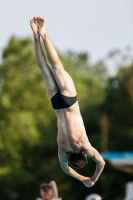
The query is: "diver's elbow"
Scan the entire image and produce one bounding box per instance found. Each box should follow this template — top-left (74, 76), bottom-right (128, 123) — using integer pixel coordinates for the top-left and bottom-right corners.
top-left (101, 160), bottom-right (106, 168)
top-left (61, 164), bottom-right (69, 173)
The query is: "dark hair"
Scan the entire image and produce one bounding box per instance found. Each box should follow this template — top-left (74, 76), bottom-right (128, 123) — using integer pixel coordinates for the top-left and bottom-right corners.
top-left (68, 150), bottom-right (88, 169)
top-left (40, 183), bottom-right (52, 192)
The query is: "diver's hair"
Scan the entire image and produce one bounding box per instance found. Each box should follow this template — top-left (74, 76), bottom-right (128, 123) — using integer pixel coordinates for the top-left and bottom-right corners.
top-left (40, 183), bottom-right (52, 192)
top-left (68, 150), bottom-right (88, 169)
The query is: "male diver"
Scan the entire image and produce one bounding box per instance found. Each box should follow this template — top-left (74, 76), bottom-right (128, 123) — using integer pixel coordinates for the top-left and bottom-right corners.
top-left (30, 16), bottom-right (105, 188)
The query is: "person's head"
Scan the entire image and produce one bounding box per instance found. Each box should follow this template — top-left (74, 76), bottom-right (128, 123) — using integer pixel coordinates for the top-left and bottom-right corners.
top-left (68, 150), bottom-right (88, 169)
top-left (40, 183), bottom-right (53, 200)
top-left (85, 193), bottom-right (102, 200)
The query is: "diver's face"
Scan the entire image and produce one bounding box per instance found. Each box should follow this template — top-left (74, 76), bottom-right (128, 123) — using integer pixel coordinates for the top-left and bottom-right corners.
top-left (40, 190), bottom-right (53, 200)
top-left (69, 150), bottom-right (88, 168)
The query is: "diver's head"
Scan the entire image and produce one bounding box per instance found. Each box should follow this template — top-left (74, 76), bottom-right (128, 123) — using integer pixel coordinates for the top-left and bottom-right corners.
top-left (68, 150), bottom-right (88, 169)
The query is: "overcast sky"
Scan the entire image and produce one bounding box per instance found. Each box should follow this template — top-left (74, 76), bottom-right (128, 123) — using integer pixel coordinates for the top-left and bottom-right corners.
top-left (0, 0), bottom-right (133, 75)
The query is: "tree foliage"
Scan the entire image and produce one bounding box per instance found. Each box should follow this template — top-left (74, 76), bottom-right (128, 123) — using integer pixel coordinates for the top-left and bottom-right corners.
top-left (0, 36), bottom-right (133, 200)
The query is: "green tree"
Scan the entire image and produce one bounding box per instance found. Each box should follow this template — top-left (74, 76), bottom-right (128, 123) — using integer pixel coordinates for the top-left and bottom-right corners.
top-left (1, 35), bottom-right (132, 200)
top-left (0, 36), bottom-right (108, 200)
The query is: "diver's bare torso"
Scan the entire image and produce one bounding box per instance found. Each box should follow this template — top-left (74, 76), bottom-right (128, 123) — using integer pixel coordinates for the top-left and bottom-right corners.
top-left (55, 101), bottom-right (90, 155)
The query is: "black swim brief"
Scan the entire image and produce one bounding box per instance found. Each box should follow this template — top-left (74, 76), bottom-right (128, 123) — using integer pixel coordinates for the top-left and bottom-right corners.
top-left (51, 92), bottom-right (77, 110)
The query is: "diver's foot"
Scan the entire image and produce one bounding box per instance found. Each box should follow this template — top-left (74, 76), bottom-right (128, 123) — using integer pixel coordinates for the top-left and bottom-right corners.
top-left (30, 17), bottom-right (39, 35)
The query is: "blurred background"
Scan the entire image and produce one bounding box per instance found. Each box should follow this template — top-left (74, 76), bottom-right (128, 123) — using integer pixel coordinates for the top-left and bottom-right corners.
top-left (0, 0), bottom-right (133, 200)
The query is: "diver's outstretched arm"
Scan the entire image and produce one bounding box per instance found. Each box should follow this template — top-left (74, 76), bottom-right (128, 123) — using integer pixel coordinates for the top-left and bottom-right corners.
top-left (85, 147), bottom-right (106, 184)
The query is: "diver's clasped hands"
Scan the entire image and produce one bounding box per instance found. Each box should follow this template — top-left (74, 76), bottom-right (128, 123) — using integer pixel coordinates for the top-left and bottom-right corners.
top-left (81, 175), bottom-right (98, 188)
top-left (30, 16), bottom-right (46, 36)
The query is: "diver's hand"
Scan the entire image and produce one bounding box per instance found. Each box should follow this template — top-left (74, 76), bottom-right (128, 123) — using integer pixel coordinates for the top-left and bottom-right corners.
top-left (81, 176), bottom-right (94, 188)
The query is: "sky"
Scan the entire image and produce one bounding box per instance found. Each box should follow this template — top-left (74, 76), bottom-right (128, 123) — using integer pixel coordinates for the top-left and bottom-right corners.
top-left (0, 0), bottom-right (133, 76)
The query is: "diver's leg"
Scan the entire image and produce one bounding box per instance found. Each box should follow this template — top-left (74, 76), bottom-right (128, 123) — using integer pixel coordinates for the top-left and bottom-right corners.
top-left (30, 18), bottom-right (59, 98)
top-left (34, 35), bottom-right (59, 98)
top-left (38, 17), bottom-right (77, 97)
